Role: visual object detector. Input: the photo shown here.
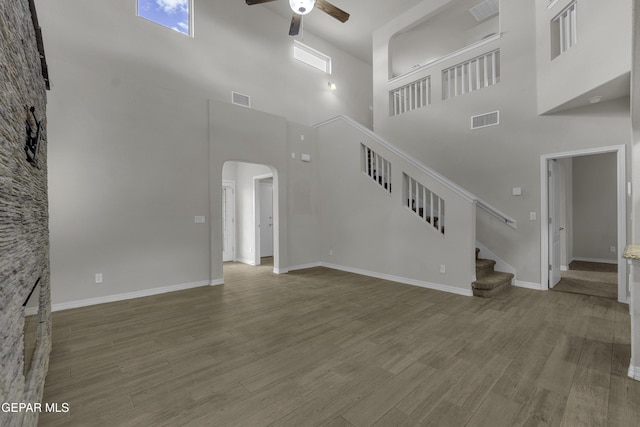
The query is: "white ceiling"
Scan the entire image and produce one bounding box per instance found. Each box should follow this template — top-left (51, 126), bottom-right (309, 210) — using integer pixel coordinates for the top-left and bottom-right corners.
top-left (258, 0), bottom-right (427, 64)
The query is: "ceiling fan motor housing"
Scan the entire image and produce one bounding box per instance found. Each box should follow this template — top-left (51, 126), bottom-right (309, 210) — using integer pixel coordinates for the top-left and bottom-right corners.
top-left (289, 0), bottom-right (316, 15)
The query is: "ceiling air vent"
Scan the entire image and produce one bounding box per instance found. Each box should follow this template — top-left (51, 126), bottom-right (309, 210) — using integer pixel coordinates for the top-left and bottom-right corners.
top-left (469, 0), bottom-right (499, 22)
top-left (232, 91), bottom-right (251, 108)
top-left (471, 111), bottom-right (500, 129)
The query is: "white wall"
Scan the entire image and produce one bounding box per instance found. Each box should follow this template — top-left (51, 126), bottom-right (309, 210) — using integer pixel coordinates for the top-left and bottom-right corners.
top-left (572, 153), bottom-right (618, 263)
top-left (373, 0), bottom-right (631, 287)
top-left (535, 0), bottom-right (632, 114)
top-left (36, 0), bottom-right (373, 128)
top-left (317, 118), bottom-right (476, 295)
top-left (37, 0), bottom-right (368, 304)
top-left (389, 0), bottom-right (499, 77)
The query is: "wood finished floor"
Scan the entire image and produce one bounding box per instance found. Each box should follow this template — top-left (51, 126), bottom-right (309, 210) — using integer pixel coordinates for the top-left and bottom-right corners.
top-left (40, 261), bottom-right (640, 426)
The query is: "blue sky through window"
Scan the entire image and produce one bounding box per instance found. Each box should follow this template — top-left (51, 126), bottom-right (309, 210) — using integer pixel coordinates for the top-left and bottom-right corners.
top-left (137, 0), bottom-right (190, 36)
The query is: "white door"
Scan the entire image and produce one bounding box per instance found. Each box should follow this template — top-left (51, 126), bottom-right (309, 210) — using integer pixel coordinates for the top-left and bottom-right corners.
top-left (549, 159), bottom-right (561, 287)
top-left (222, 183), bottom-right (235, 262)
top-left (259, 182), bottom-right (273, 258)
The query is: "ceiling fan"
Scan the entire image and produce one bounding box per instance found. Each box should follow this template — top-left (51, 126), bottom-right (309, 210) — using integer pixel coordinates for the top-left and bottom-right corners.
top-left (245, 0), bottom-right (350, 36)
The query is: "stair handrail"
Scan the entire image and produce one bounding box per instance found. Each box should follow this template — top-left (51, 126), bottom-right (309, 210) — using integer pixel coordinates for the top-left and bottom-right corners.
top-left (314, 115), bottom-right (517, 230)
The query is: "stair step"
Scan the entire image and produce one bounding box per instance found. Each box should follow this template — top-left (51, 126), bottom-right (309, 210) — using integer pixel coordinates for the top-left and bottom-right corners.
top-left (473, 280), bottom-right (511, 298)
top-left (475, 258), bottom-right (496, 279)
top-left (472, 271), bottom-right (514, 291)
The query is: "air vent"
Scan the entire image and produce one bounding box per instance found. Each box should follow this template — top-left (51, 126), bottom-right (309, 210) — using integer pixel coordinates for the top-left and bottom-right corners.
top-left (471, 111), bottom-right (500, 129)
top-left (231, 91), bottom-right (251, 108)
top-left (469, 0), bottom-right (499, 22)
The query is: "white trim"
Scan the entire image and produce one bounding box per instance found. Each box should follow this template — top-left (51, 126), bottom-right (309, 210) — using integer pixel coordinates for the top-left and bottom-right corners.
top-left (547, 0), bottom-right (560, 10)
top-left (287, 262), bottom-right (322, 271)
top-left (629, 364), bottom-right (640, 381)
top-left (561, 265), bottom-right (569, 271)
top-left (315, 116), bottom-right (516, 228)
top-left (388, 33), bottom-right (501, 85)
top-left (254, 173), bottom-right (274, 266)
top-left (51, 280), bottom-right (211, 312)
top-left (222, 180), bottom-right (236, 263)
top-left (321, 262), bottom-right (473, 297)
top-left (25, 307), bottom-right (38, 316)
top-left (515, 280), bottom-right (545, 290)
top-left (210, 278), bottom-right (224, 286)
top-left (540, 145), bottom-right (628, 304)
top-left (273, 268), bottom-right (289, 274)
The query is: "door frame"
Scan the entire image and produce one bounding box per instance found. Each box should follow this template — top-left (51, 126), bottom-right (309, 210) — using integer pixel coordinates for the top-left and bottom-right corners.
top-left (222, 180), bottom-right (236, 262)
top-left (253, 173), bottom-right (273, 266)
top-left (540, 145), bottom-right (628, 303)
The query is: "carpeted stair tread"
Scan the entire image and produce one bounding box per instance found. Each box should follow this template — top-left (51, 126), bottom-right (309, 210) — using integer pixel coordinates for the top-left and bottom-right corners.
top-left (472, 271), bottom-right (514, 291)
top-left (473, 281), bottom-right (511, 298)
top-left (475, 258), bottom-right (496, 279)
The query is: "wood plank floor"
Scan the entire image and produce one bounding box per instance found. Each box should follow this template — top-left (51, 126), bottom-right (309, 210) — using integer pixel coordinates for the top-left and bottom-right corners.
top-left (39, 261), bottom-right (640, 426)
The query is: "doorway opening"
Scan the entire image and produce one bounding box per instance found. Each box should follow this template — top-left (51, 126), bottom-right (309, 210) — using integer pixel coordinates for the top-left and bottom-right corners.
top-left (221, 161), bottom-right (279, 273)
top-left (541, 145), bottom-right (627, 303)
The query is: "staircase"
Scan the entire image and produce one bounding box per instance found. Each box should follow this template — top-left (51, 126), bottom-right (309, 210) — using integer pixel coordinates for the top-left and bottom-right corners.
top-left (472, 248), bottom-right (514, 298)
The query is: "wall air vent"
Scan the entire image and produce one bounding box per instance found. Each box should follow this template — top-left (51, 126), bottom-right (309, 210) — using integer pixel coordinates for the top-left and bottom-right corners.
top-left (471, 111), bottom-right (500, 129)
top-left (469, 0), bottom-right (499, 22)
top-left (231, 91), bottom-right (251, 108)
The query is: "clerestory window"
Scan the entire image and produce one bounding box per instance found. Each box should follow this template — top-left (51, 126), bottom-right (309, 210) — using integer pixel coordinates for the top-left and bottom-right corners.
top-left (137, 0), bottom-right (193, 37)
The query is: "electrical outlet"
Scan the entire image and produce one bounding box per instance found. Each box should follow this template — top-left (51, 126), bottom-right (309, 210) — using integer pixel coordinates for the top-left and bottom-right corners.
top-left (440, 264), bottom-right (446, 274)
top-left (95, 273), bottom-right (103, 284)
top-left (329, 249), bottom-right (333, 256)
top-left (610, 246), bottom-right (616, 253)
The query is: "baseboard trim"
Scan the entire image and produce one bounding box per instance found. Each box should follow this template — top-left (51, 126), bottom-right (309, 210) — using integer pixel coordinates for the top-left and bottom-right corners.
top-left (25, 307), bottom-right (38, 316)
top-left (560, 265), bottom-right (569, 272)
top-left (288, 262), bottom-right (322, 271)
top-left (572, 257), bottom-right (617, 265)
top-left (210, 278), bottom-right (224, 286)
top-left (273, 268), bottom-right (289, 274)
top-left (514, 280), bottom-right (544, 290)
top-left (236, 257), bottom-right (256, 266)
top-left (629, 364), bottom-right (640, 381)
top-left (321, 262), bottom-right (473, 297)
top-left (52, 280), bottom-right (212, 312)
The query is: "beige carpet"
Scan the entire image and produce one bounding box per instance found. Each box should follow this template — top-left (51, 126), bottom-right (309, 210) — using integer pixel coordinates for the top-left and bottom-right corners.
top-left (552, 261), bottom-right (617, 299)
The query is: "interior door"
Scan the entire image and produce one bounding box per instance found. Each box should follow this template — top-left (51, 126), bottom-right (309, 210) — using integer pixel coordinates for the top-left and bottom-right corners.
top-left (259, 182), bottom-right (273, 258)
top-left (549, 159), bottom-right (561, 287)
top-left (222, 184), bottom-right (235, 262)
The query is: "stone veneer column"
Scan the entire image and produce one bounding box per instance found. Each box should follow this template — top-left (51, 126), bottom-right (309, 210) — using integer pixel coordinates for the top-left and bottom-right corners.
top-left (0, 0), bottom-right (52, 426)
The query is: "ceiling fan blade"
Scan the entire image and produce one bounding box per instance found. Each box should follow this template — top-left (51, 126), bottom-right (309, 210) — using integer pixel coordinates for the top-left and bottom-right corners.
top-left (289, 14), bottom-right (302, 36)
top-left (315, 0), bottom-right (350, 23)
top-left (245, 0), bottom-right (279, 5)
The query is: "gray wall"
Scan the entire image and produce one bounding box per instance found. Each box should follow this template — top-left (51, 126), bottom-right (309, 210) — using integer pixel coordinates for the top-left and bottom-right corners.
top-left (373, 0), bottom-right (631, 287)
top-left (572, 153), bottom-right (618, 263)
top-left (0, 1), bottom-right (51, 426)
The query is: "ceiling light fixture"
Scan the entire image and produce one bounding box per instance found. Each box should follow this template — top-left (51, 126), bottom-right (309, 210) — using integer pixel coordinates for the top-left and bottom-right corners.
top-left (328, 81), bottom-right (337, 91)
top-left (588, 96), bottom-right (602, 104)
top-left (289, 0), bottom-right (316, 15)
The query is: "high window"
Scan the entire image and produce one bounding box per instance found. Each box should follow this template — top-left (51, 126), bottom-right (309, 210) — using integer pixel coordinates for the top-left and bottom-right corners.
top-left (137, 0), bottom-right (192, 36)
top-left (550, 1), bottom-right (577, 59)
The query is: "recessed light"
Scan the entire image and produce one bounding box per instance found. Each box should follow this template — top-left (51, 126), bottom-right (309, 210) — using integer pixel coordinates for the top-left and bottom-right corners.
top-left (588, 96), bottom-right (602, 104)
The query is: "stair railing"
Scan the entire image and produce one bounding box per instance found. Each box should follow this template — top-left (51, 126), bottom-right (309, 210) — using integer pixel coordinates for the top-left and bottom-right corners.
top-left (314, 115), bottom-right (517, 230)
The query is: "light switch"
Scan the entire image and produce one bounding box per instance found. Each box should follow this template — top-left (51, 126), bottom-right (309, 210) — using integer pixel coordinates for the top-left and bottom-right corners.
top-left (301, 154), bottom-right (311, 162)
top-left (529, 212), bottom-right (536, 221)
top-left (512, 187), bottom-right (522, 196)
top-left (195, 216), bottom-right (205, 224)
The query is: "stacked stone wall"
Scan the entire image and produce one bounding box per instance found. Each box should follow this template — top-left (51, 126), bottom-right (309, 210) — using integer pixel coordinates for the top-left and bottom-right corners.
top-left (0, 0), bottom-right (51, 426)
